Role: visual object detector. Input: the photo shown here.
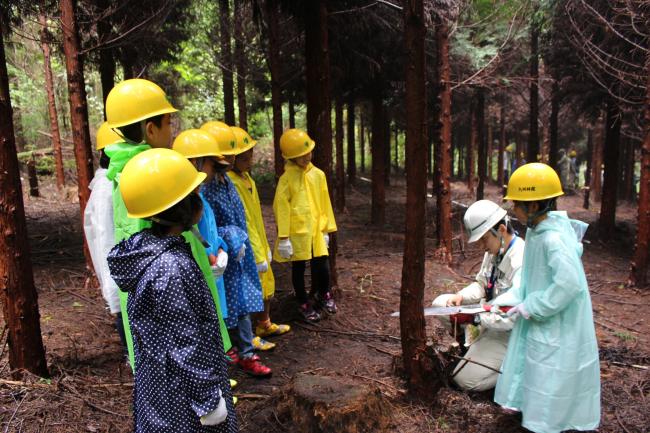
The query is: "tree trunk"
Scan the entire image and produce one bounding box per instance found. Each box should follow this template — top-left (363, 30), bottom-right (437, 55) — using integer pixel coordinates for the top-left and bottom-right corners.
top-left (599, 100), bottom-right (621, 236)
top-left (384, 118), bottom-right (391, 186)
top-left (60, 0), bottom-right (94, 270)
top-left (624, 138), bottom-right (635, 202)
top-left (335, 97), bottom-right (345, 211)
top-left (591, 113), bottom-right (603, 200)
top-left (402, 0), bottom-right (436, 397)
top-left (433, 20), bottom-right (453, 264)
top-left (548, 80), bottom-right (560, 170)
top-left (629, 59), bottom-right (650, 287)
top-left (0, 25), bottom-right (49, 378)
top-left (346, 96), bottom-right (356, 185)
top-left (394, 125), bottom-right (399, 174)
top-left (96, 0), bottom-right (114, 110)
top-left (468, 96), bottom-right (476, 193)
top-left (234, 0), bottom-right (247, 129)
top-left (583, 128), bottom-right (593, 210)
top-left (476, 89), bottom-right (486, 200)
top-left (487, 121), bottom-right (493, 182)
top-left (304, 0), bottom-right (336, 288)
top-left (359, 112), bottom-right (365, 173)
top-left (27, 155), bottom-right (39, 197)
top-left (265, 0), bottom-right (283, 179)
top-left (39, 10), bottom-right (65, 190)
top-left (498, 103), bottom-right (505, 191)
top-left (288, 97), bottom-right (296, 129)
top-left (371, 93), bottom-right (386, 225)
top-left (528, 12), bottom-right (540, 163)
top-left (120, 46), bottom-right (136, 79)
top-left (220, 0), bottom-right (235, 125)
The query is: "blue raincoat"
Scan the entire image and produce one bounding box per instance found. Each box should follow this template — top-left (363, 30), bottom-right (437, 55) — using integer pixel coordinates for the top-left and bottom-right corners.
top-left (202, 176), bottom-right (263, 329)
top-left (495, 211), bottom-right (600, 433)
top-left (108, 230), bottom-right (238, 433)
top-left (197, 193), bottom-right (229, 319)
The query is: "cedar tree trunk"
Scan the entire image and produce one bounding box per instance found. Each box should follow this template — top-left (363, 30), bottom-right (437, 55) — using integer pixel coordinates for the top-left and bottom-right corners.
top-left (265, 0), bottom-right (283, 179)
top-left (234, 0), bottom-right (247, 129)
top-left (599, 100), bottom-right (621, 236)
top-left (371, 93), bottom-right (386, 225)
top-left (346, 96), bottom-right (356, 184)
top-left (220, 0), bottom-right (235, 125)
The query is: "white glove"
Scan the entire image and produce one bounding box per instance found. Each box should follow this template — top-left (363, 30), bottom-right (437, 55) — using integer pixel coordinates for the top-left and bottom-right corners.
top-left (211, 250), bottom-right (228, 278)
top-left (323, 233), bottom-right (330, 248)
top-left (257, 260), bottom-right (268, 273)
top-left (236, 244), bottom-right (246, 262)
top-left (267, 249), bottom-right (272, 263)
top-left (278, 239), bottom-right (293, 259)
top-left (506, 303), bottom-right (530, 320)
top-left (200, 393), bottom-right (227, 426)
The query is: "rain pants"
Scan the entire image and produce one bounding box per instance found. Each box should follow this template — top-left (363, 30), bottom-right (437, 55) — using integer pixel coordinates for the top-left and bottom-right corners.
top-left (107, 230), bottom-right (238, 433)
top-left (432, 236), bottom-right (524, 391)
top-left (83, 168), bottom-right (120, 313)
top-left (494, 211), bottom-right (600, 433)
top-left (272, 161), bottom-right (337, 262)
top-left (227, 171), bottom-right (275, 299)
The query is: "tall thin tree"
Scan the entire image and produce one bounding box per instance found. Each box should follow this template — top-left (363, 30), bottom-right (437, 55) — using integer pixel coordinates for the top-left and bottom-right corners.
top-left (371, 93), bottom-right (386, 225)
top-left (599, 99), bottom-right (621, 235)
top-left (265, 0), bottom-right (283, 179)
top-left (220, 0), bottom-right (235, 125)
top-left (346, 95), bottom-right (356, 184)
top-left (0, 22), bottom-right (49, 379)
top-left (476, 89), bottom-right (486, 199)
top-left (335, 97), bottom-right (345, 210)
top-left (528, 6), bottom-right (540, 163)
top-left (234, 0), bottom-right (247, 129)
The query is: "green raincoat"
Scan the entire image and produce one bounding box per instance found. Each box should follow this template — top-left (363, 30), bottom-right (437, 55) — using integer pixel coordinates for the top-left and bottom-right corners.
top-left (105, 142), bottom-right (231, 369)
top-left (494, 211), bottom-right (600, 433)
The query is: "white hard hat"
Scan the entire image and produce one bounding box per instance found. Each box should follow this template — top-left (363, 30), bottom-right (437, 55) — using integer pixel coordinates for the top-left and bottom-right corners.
top-left (463, 200), bottom-right (508, 243)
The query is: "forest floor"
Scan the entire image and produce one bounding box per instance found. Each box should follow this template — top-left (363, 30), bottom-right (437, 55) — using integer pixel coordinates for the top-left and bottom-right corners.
top-left (1, 171), bottom-right (649, 433)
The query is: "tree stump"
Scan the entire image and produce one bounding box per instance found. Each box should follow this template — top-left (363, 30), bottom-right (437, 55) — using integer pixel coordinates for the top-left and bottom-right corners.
top-left (277, 373), bottom-right (392, 433)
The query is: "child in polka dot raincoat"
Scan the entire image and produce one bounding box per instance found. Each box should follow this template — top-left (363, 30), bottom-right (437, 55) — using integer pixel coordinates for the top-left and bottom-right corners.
top-left (108, 149), bottom-right (238, 432)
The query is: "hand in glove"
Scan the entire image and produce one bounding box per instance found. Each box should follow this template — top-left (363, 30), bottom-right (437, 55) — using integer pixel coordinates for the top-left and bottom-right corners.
top-left (506, 303), bottom-right (530, 320)
top-left (236, 244), bottom-right (246, 262)
top-left (257, 261), bottom-right (269, 273)
top-left (211, 250), bottom-right (228, 278)
top-left (200, 393), bottom-right (227, 426)
top-left (449, 313), bottom-right (475, 325)
top-left (323, 233), bottom-right (330, 248)
top-left (278, 238), bottom-right (293, 259)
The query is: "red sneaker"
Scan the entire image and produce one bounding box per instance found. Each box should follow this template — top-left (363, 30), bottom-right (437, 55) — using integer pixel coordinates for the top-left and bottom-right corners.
top-left (238, 354), bottom-right (272, 377)
top-left (226, 348), bottom-right (240, 365)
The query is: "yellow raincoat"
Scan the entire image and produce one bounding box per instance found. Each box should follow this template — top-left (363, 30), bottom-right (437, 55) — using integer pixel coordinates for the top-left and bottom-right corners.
top-left (273, 161), bottom-right (337, 262)
top-left (227, 171), bottom-right (275, 299)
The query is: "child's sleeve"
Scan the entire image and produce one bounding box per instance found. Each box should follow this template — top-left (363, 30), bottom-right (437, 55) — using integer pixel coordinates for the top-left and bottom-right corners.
top-left (320, 174), bottom-right (337, 233)
top-left (523, 235), bottom-right (583, 321)
top-left (273, 176), bottom-right (291, 238)
top-left (153, 274), bottom-right (224, 418)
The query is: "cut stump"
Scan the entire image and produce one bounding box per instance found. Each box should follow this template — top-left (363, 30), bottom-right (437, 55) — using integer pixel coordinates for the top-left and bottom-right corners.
top-left (277, 373), bottom-right (392, 433)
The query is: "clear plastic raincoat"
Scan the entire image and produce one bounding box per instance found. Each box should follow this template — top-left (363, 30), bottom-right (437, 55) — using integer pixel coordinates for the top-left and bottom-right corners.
top-left (494, 211), bottom-right (600, 433)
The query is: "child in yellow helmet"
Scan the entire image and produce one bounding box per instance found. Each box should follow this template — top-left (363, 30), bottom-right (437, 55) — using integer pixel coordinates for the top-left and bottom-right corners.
top-left (227, 126), bottom-right (290, 348)
top-left (272, 129), bottom-right (338, 322)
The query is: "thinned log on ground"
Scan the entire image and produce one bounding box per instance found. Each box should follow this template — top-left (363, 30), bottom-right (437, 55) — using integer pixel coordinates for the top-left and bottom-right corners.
top-left (264, 0), bottom-right (283, 179)
top-left (0, 24), bottom-right (49, 378)
top-left (276, 374), bottom-right (392, 433)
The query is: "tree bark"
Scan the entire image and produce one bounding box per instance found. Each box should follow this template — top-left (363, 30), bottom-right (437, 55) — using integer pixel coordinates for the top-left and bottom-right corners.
top-left (528, 12), bottom-right (540, 163)
top-left (487, 121), bottom-right (493, 182)
top-left (96, 0), bottom-right (114, 110)
top-left (629, 59), bottom-right (650, 287)
top-left (623, 137), bottom-right (635, 202)
top-left (220, 0), bottom-right (235, 125)
top-left (371, 93), bottom-right (386, 225)
top-left (359, 111), bottom-right (365, 173)
top-left (591, 113), bottom-right (603, 200)
top-left (234, 0), bottom-right (247, 129)
top-left (498, 103), bottom-right (505, 191)
top-left (548, 80), bottom-right (560, 170)
top-left (335, 97), bottom-right (345, 211)
top-left (402, 0), bottom-right (435, 397)
top-left (39, 10), bottom-right (65, 190)
top-left (476, 89), bottom-right (486, 200)
top-left (346, 96), bottom-right (356, 185)
top-left (27, 155), bottom-right (39, 197)
top-left (583, 128), bottom-right (593, 210)
top-left (0, 25), bottom-right (49, 378)
top-left (433, 20), bottom-right (453, 263)
top-left (468, 96), bottom-right (476, 193)
top-left (599, 100), bottom-right (621, 236)
top-left (384, 117), bottom-right (391, 186)
top-left (265, 0), bottom-right (283, 179)
top-left (61, 0), bottom-right (94, 269)
top-left (288, 97), bottom-right (296, 129)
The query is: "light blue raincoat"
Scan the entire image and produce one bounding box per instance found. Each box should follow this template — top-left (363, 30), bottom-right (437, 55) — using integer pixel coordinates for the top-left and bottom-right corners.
top-left (494, 211), bottom-right (600, 433)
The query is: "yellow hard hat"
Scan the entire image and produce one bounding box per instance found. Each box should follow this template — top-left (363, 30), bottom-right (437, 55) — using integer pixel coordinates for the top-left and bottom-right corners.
top-left (119, 148), bottom-right (206, 219)
top-left (105, 79), bottom-right (177, 129)
top-left (230, 126), bottom-right (257, 155)
top-left (505, 144), bottom-right (514, 152)
top-left (504, 162), bottom-right (564, 201)
top-left (200, 121), bottom-right (238, 155)
top-left (280, 128), bottom-right (315, 159)
top-left (172, 129), bottom-right (223, 159)
top-left (569, 150), bottom-right (577, 157)
top-left (96, 122), bottom-right (123, 150)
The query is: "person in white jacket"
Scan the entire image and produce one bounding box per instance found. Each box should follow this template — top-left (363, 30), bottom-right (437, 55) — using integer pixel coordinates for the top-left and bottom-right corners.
top-left (83, 123), bottom-right (125, 349)
top-left (432, 200), bottom-right (524, 391)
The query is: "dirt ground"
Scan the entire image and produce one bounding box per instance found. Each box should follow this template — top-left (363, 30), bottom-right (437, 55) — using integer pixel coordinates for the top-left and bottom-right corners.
top-left (1, 173), bottom-right (649, 433)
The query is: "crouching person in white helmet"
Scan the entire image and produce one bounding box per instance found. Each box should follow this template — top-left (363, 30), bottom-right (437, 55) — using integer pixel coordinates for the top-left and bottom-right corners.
top-left (431, 199), bottom-right (525, 392)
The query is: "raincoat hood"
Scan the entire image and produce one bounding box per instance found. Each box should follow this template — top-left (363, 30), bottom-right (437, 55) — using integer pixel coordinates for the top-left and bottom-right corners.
top-left (88, 168), bottom-right (107, 191)
top-left (284, 160), bottom-right (313, 173)
top-left (104, 142), bottom-right (151, 181)
top-left (532, 211), bottom-right (587, 257)
top-left (108, 230), bottom-right (185, 293)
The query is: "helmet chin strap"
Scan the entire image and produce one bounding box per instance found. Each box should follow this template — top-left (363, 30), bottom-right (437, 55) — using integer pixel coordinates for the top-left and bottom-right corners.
top-left (523, 200), bottom-right (554, 228)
